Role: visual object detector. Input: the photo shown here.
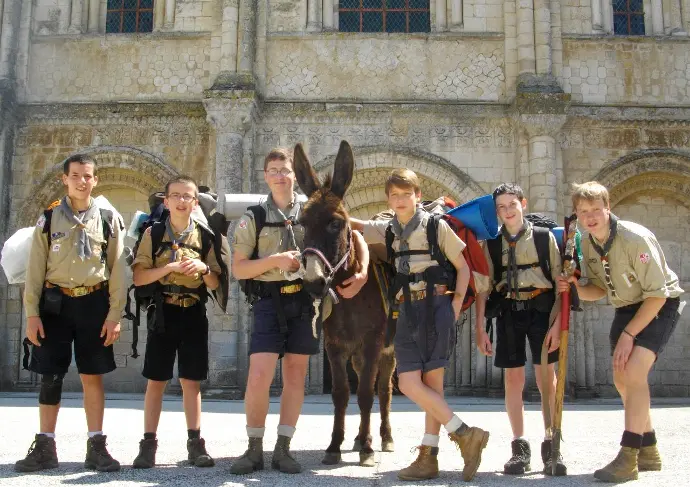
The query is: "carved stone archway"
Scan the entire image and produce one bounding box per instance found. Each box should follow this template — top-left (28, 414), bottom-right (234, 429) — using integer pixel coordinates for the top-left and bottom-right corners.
top-left (17, 146), bottom-right (179, 227)
top-left (313, 146), bottom-right (486, 216)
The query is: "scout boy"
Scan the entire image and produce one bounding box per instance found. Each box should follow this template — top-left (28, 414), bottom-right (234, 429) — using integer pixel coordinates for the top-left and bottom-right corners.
top-left (557, 181), bottom-right (684, 483)
top-left (475, 183), bottom-right (566, 476)
top-left (131, 175), bottom-right (221, 469)
top-left (17, 154), bottom-right (126, 473)
top-left (349, 168), bottom-right (490, 482)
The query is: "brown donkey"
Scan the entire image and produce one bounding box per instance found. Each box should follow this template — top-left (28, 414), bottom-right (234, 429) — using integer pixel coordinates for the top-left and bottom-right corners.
top-left (294, 141), bottom-right (395, 467)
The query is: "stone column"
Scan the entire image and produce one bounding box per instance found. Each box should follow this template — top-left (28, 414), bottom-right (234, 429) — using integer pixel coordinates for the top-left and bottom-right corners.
top-left (154, 0), bottom-right (165, 31)
top-left (68, 0), bottom-right (83, 33)
top-left (516, 0), bottom-right (536, 75)
top-left (213, 0), bottom-right (243, 89)
top-left (450, 0), bottom-right (462, 30)
top-left (435, 0), bottom-right (447, 32)
top-left (87, 0), bottom-right (99, 33)
top-left (236, 0), bottom-right (256, 73)
top-left (323, 0), bottom-right (334, 30)
top-left (591, 0), bottom-right (604, 33)
top-left (534, 0), bottom-right (551, 75)
top-left (307, 0), bottom-right (322, 31)
top-left (164, 0), bottom-right (175, 29)
top-left (651, 0), bottom-right (664, 34)
top-left (0, 0), bottom-right (19, 78)
top-left (203, 91), bottom-right (258, 395)
top-left (664, 0), bottom-right (687, 34)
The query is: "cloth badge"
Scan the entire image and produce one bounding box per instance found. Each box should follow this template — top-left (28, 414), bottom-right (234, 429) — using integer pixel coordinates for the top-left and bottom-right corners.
top-left (50, 231), bottom-right (66, 240)
top-left (238, 219), bottom-right (248, 229)
top-left (52, 244), bottom-right (60, 252)
top-left (639, 252), bottom-right (650, 264)
top-left (36, 215), bottom-right (46, 227)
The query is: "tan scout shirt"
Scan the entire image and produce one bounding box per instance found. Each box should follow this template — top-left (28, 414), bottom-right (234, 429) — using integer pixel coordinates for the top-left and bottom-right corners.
top-left (24, 197), bottom-right (126, 323)
top-left (581, 219), bottom-right (683, 308)
top-left (484, 222), bottom-right (562, 294)
top-left (362, 213), bottom-right (466, 292)
top-left (232, 194), bottom-right (305, 282)
top-left (132, 221), bottom-right (222, 293)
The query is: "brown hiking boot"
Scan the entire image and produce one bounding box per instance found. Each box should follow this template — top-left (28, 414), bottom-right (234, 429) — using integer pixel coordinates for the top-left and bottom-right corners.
top-left (593, 447), bottom-right (639, 483)
top-left (504, 438), bottom-right (531, 474)
top-left (448, 426), bottom-right (490, 481)
top-left (188, 437), bottom-right (215, 467)
top-left (15, 435), bottom-right (59, 473)
top-left (271, 435), bottom-right (301, 474)
top-left (541, 439), bottom-right (567, 476)
top-left (84, 434), bottom-right (121, 472)
top-left (132, 438), bottom-right (157, 469)
top-left (398, 446), bottom-right (439, 481)
top-left (230, 437), bottom-right (264, 474)
top-left (638, 445), bottom-right (662, 472)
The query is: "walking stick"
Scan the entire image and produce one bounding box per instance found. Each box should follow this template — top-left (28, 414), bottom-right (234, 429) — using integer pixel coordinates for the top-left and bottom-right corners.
top-left (550, 214), bottom-right (580, 475)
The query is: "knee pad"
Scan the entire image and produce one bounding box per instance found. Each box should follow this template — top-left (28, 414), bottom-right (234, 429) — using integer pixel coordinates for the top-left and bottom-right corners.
top-left (39, 374), bottom-right (65, 406)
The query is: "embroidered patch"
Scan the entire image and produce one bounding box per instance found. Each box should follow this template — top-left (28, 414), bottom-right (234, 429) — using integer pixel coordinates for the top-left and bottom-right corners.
top-left (639, 252), bottom-right (650, 264)
top-left (622, 271), bottom-right (638, 287)
top-left (589, 258), bottom-right (598, 264)
top-left (50, 231), bottom-right (66, 240)
top-left (52, 244), bottom-right (60, 252)
top-left (238, 219), bottom-right (248, 229)
top-left (36, 215), bottom-right (46, 227)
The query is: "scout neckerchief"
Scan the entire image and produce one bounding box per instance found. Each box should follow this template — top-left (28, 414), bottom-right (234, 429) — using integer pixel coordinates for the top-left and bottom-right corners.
top-left (266, 192), bottom-right (301, 252)
top-left (390, 207), bottom-right (426, 275)
top-left (589, 213), bottom-right (619, 299)
top-left (165, 217), bottom-right (195, 262)
top-left (58, 196), bottom-right (100, 260)
top-left (501, 221), bottom-right (528, 296)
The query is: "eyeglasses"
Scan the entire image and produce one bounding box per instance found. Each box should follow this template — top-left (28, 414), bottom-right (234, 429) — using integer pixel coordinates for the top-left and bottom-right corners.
top-left (167, 193), bottom-right (196, 203)
top-left (600, 257), bottom-right (619, 300)
top-left (265, 168), bottom-right (293, 177)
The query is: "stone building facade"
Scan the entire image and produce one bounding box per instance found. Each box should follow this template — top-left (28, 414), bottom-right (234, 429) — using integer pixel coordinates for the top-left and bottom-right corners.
top-left (0, 0), bottom-right (689, 397)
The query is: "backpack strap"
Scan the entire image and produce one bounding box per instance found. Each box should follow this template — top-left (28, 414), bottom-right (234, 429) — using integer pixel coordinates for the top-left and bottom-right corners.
top-left (532, 226), bottom-right (553, 286)
top-left (150, 222), bottom-right (167, 257)
top-left (487, 236), bottom-right (503, 290)
top-left (247, 205), bottom-right (266, 260)
top-left (42, 209), bottom-right (54, 246)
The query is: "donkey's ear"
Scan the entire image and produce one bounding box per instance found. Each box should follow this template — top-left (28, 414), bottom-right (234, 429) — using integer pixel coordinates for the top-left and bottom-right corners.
top-left (293, 143), bottom-right (320, 197)
top-left (331, 140), bottom-right (354, 199)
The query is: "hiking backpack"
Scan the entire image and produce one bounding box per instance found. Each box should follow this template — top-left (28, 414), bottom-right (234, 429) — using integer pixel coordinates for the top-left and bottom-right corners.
top-left (124, 188), bottom-right (230, 358)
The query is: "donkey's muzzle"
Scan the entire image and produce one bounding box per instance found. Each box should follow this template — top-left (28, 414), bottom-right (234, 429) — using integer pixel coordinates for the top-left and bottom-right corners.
top-left (303, 277), bottom-right (328, 298)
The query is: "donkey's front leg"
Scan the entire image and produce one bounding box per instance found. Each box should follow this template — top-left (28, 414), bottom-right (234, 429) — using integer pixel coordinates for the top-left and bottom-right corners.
top-left (323, 346), bottom-right (349, 465)
top-left (378, 346), bottom-right (396, 452)
top-left (352, 347), bottom-right (380, 467)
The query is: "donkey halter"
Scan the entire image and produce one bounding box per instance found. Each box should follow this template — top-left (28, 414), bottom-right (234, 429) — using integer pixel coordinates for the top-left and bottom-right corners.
top-left (300, 227), bottom-right (353, 303)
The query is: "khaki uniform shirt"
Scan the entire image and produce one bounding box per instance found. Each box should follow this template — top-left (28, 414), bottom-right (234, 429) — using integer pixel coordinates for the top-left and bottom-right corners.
top-left (232, 194), bottom-right (305, 282)
top-left (24, 196), bottom-right (126, 322)
top-left (581, 219), bottom-right (683, 308)
top-left (362, 214), bottom-right (466, 293)
top-left (484, 222), bottom-right (562, 294)
top-left (132, 221), bottom-right (222, 295)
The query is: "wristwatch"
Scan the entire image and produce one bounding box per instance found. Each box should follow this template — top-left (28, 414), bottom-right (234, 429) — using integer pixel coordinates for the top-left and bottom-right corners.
top-left (202, 264), bottom-right (211, 276)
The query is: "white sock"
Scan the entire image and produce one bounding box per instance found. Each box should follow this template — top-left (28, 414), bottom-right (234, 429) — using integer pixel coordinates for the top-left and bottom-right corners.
top-left (246, 426), bottom-right (265, 438)
top-left (444, 415), bottom-right (463, 434)
top-left (422, 434), bottom-right (440, 447)
top-left (39, 432), bottom-right (55, 439)
top-left (278, 424), bottom-right (296, 438)
top-left (514, 436), bottom-right (526, 441)
top-left (87, 431), bottom-right (103, 438)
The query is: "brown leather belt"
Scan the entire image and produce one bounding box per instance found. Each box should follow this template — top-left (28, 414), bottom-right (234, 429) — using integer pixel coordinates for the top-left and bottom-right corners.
top-left (397, 285), bottom-right (449, 303)
top-left (164, 295), bottom-right (199, 308)
top-left (45, 281), bottom-right (107, 298)
top-left (505, 288), bottom-right (550, 301)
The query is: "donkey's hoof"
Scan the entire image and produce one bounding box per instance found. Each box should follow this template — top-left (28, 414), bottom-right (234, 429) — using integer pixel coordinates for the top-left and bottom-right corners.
top-left (322, 452), bottom-right (341, 465)
top-left (381, 439), bottom-right (395, 452)
top-left (352, 439), bottom-right (362, 452)
top-left (359, 451), bottom-right (376, 467)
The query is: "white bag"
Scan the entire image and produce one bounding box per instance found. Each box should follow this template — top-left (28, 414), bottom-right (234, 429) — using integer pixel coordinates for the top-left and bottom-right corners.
top-left (1, 227), bottom-right (35, 284)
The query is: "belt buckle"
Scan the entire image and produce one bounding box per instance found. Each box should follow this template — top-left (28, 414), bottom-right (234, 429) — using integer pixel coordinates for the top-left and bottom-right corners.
top-left (72, 286), bottom-right (88, 297)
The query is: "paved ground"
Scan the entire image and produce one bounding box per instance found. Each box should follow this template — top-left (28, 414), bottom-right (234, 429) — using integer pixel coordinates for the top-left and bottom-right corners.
top-left (0, 393), bottom-right (688, 486)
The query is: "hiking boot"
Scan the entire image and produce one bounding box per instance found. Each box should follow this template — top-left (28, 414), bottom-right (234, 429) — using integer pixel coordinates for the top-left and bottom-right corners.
top-left (397, 446), bottom-right (439, 481)
top-left (638, 445), bottom-right (662, 472)
top-left (504, 438), bottom-right (531, 475)
top-left (271, 435), bottom-right (301, 474)
top-left (84, 434), bottom-right (121, 472)
top-left (132, 438), bottom-right (157, 469)
top-left (448, 425), bottom-right (490, 481)
top-left (14, 435), bottom-right (59, 473)
top-left (230, 437), bottom-right (264, 474)
top-left (188, 437), bottom-right (215, 467)
top-left (593, 447), bottom-right (638, 483)
top-left (541, 439), bottom-right (567, 476)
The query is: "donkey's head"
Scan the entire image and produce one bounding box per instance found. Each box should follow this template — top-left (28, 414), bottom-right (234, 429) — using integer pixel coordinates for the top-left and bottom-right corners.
top-left (294, 140), bottom-right (355, 299)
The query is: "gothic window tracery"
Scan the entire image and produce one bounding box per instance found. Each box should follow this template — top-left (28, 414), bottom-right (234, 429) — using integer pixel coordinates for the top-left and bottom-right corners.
top-left (612, 0), bottom-right (645, 35)
top-left (106, 0), bottom-right (154, 33)
top-left (338, 0), bottom-right (431, 33)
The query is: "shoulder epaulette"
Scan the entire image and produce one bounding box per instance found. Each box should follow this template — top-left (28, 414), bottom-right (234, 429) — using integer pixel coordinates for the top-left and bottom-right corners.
top-left (46, 200), bottom-right (60, 211)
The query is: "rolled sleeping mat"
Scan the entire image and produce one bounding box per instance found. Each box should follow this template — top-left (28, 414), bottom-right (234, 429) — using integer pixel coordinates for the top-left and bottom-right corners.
top-left (222, 193), bottom-right (308, 220)
top-left (446, 194), bottom-right (500, 241)
top-left (552, 227), bottom-right (564, 246)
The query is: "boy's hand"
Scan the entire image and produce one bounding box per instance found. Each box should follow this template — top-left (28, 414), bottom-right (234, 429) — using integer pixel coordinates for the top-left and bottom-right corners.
top-left (180, 256), bottom-right (208, 276)
top-left (476, 328), bottom-right (493, 356)
top-left (166, 260), bottom-right (187, 275)
top-left (545, 324), bottom-right (561, 353)
top-left (336, 271), bottom-right (368, 299)
top-left (100, 320), bottom-right (121, 347)
top-left (26, 316), bottom-right (45, 346)
top-left (274, 251), bottom-right (301, 272)
top-left (556, 275), bottom-right (576, 293)
top-left (452, 295), bottom-right (463, 321)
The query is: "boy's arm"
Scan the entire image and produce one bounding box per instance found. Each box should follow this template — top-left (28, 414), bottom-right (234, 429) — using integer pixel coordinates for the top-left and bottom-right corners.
top-left (132, 229), bottom-right (182, 286)
top-left (24, 222), bottom-right (49, 319)
top-left (349, 217), bottom-right (365, 232)
top-left (447, 250), bottom-right (470, 318)
top-left (105, 215), bottom-right (127, 323)
top-left (336, 230), bottom-right (369, 299)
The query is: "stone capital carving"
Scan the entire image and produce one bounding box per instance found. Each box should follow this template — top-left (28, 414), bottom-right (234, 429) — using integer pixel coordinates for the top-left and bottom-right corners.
top-left (515, 113), bottom-right (568, 139)
top-left (202, 90), bottom-right (258, 135)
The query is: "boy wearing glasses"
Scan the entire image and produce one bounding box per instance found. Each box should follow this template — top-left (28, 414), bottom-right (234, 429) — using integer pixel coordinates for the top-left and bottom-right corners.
top-left (131, 176), bottom-right (221, 469)
top-left (231, 148), bottom-right (368, 474)
top-left (557, 181), bottom-right (683, 483)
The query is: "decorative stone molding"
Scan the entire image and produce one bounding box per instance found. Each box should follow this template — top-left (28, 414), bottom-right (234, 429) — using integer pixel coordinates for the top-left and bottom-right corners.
top-left (16, 146), bottom-right (178, 227)
top-left (203, 90), bottom-right (258, 134)
top-left (515, 113), bottom-right (568, 138)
